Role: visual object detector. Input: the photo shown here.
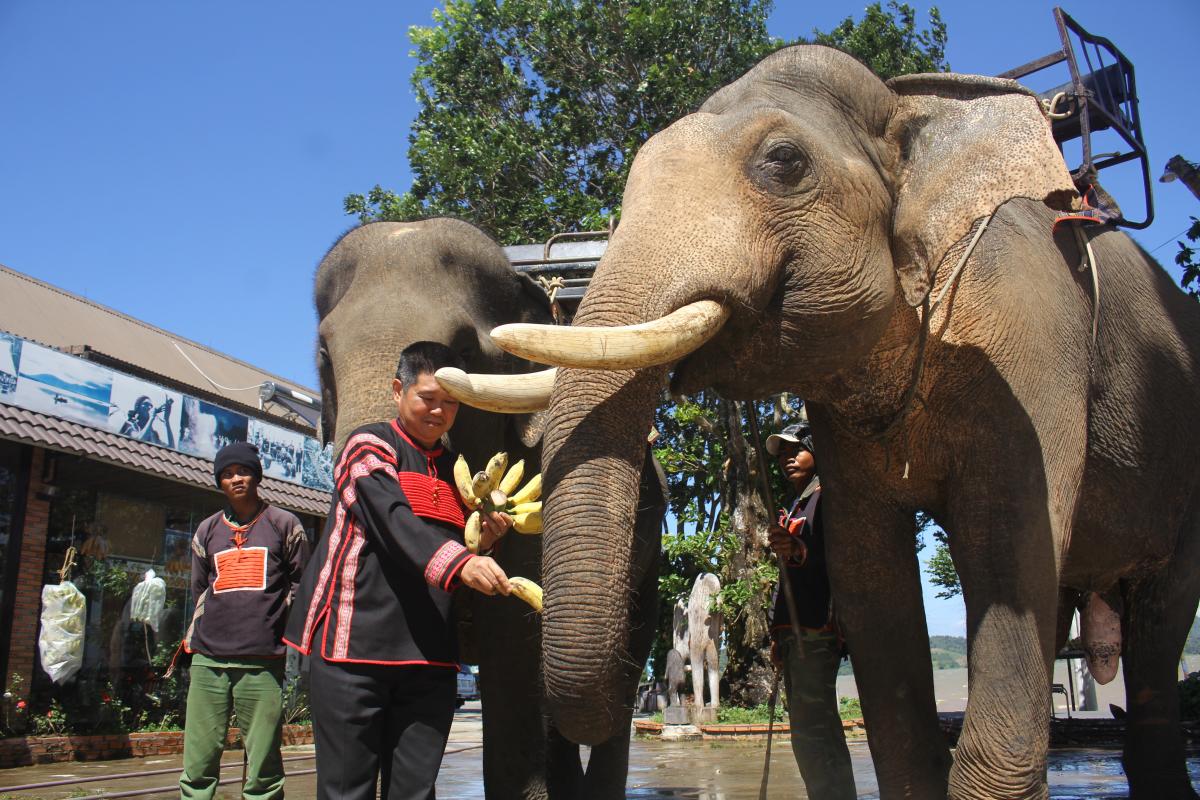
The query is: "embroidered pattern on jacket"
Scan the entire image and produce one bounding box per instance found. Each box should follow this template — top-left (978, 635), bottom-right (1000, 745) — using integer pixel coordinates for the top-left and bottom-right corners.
top-left (426, 540), bottom-right (467, 588)
top-left (213, 546), bottom-right (270, 593)
top-left (397, 473), bottom-right (466, 527)
top-left (333, 525), bottom-right (367, 659)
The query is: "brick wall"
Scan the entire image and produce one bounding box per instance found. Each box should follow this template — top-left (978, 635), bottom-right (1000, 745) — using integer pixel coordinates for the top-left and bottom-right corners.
top-left (7, 447), bottom-right (50, 693)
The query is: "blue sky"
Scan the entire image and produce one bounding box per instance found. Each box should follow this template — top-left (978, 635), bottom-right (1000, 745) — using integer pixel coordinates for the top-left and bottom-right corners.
top-left (2, 1), bottom-right (1197, 635)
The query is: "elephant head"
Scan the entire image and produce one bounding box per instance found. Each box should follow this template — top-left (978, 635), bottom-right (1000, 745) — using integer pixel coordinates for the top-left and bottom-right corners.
top-left (482, 45), bottom-right (1076, 745)
top-left (315, 217), bottom-right (552, 463)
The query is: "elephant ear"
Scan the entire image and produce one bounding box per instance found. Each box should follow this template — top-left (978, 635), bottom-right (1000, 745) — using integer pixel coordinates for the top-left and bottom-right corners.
top-left (886, 73), bottom-right (1079, 307)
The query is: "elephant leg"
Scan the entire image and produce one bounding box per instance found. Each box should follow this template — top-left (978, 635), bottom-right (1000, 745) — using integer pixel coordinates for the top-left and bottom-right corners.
top-left (475, 597), bottom-right (549, 799)
top-left (1120, 512), bottom-right (1200, 799)
top-left (705, 641), bottom-right (720, 708)
top-left (580, 718), bottom-right (633, 800)
top-left (689, 640), bottom-right (706, 708)
top-left (545, 723), bottom-right (584, 798)
top-left (944, 466), bottom-right (1078, 800)
top-left (823, 496), bottom-right (950, 799)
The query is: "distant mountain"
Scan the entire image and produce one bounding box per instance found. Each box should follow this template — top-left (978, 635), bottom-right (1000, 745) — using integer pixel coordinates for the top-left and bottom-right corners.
top-left (839, 635), bottom-right (969, 676)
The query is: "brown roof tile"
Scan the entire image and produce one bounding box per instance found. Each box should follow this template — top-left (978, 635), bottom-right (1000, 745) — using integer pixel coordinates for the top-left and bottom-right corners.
top-left (0, 403), bottom-right (330, 517)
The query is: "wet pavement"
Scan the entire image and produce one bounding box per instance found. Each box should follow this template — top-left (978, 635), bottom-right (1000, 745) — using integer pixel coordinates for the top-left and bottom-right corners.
top-left (0, 702), bottom-right (1197, 798)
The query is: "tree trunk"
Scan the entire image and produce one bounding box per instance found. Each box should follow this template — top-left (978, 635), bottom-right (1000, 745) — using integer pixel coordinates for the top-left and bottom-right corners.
top-left (719, 399), bottom-right (776, 707)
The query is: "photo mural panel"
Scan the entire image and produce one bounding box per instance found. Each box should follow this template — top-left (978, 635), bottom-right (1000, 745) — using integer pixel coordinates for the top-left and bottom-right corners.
top-left (248, 419), bottom-right (306, 482)
top-left (0, 333), bottom-right (20, 396)
top-left (12, 342), bottom-right (113, 428)
top-left (0, 333), bottom-right (332, 491)
top-left (109, 373), bottom-right (183, 449)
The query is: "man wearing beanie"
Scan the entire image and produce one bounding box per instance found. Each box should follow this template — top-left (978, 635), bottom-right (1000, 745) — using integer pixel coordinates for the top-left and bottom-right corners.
top-left (765, 419), bottom-right (856, 800)
top-left (178, 442), bottom-right (311, 800)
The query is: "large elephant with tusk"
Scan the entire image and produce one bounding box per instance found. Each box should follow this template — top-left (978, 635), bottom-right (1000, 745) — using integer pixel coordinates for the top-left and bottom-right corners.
top-left (444, 46), bottom-right (1200, 799)
top-left (315, 218), bottom-right (667, 799)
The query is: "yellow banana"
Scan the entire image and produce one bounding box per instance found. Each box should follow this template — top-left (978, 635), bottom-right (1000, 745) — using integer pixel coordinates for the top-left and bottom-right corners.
top-left (464, 511), bottom-right (482, 554)
top-left (498, 459), bottom-right (525, 496)
top-left (508, 501), bottom-right (542, 516)
top-left (508, 473), bottom-right (542, 506)
top-left (483, 452), bottom-right (508, 494)
top-left (508, 577), bottom-right (543, 612)
top-left (454, 455), bottom-right (479, 508)
top-left (511, 509), bottom-right (543, 534)
top-left (471, 471), bottom-right (492, 499)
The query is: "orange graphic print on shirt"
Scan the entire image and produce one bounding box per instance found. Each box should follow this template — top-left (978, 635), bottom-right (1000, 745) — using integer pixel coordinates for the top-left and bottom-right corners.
top-left (213, 546), bottom-right (269, 593)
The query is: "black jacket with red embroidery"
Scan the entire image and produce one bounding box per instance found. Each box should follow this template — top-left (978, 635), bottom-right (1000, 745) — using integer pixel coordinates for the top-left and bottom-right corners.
top-left (184, 504), bottom-right (310, 658)
top-left (283, 420), bottom-right (474, 667)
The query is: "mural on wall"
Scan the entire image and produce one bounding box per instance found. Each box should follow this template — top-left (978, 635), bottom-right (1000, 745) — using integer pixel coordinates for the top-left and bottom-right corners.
top-left (0, 333), bottom-right (331, 491)
top-left (109, 373), bottom-right (182, 449)
top-left (302, 439), bottom-right (334, 492)
top-left (0, 332), bottom-right (20, 395)
top-left (12, 342), bottom-right (113, 428)
top-left (178, 398), bottom-right (250, 460)
top-left (248, 419), bottom-right (305, 482)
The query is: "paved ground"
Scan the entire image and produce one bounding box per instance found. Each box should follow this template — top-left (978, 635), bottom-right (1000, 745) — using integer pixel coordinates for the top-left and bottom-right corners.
top-left (1, 701), bottom-right (1197, 798)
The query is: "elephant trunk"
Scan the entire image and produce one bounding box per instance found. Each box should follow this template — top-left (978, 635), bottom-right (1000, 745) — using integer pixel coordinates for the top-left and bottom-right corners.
top-left (540, 360), bottom-right (664, 745)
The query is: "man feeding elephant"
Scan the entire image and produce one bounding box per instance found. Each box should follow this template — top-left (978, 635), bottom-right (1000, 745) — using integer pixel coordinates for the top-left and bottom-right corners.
top-left (284, 341), bottom-right (513, 800)
top-left (766, 421), bottom-right (856, 800)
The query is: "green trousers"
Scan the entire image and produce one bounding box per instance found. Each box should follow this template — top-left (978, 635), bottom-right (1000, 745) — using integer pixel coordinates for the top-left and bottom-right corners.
top-left (779, 630), bottom-right (857, 800)
top-left (179, 658), bottom-right (285, 800)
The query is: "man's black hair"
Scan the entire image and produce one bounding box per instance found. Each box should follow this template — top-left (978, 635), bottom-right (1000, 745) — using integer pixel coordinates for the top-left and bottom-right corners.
top-left (395, 341), bottom-right (466, 390)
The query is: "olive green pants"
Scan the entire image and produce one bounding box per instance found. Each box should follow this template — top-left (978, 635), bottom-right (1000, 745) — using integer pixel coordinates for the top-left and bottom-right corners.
top-left (179, 659), bottom-right (285, 800)
top-left (779, 630), bottom-right (857, 800)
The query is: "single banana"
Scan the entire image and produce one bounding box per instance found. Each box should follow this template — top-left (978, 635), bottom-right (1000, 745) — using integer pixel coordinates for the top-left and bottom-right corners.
top-left (508, 473), bottom-right (542, 506)
top-left (508, 577), bottom-right (544, 612)
top-left (511, 509), bottom-right (543, 534)
top-left (464, 511), bottom-right (482, 554)
top-left (498, 459), bottom-right (525, 496)
top-left (508, 501), bottom-right (542, 516)
top-left (489, 489), bottom-right (508, 511)
top-left (454, 455), bottom-right (479, 508)
top-left (483, 451), bottom-right (508, 494)
top-left (471, 470), bottom-right (492, 499)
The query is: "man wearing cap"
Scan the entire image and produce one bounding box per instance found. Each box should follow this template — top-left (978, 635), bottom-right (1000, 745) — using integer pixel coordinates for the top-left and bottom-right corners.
top-left (765, 421), bottom-right (856, 800)
top-left (178, 442), bottom-right (311, 800)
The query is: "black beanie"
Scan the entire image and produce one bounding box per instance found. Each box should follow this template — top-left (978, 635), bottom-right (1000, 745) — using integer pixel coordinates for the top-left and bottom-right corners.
top-left (214, 442), bottom-right (262, 487)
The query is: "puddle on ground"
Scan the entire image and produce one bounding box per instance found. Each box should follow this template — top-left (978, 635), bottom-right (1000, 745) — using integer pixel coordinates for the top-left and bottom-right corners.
top-left (436, 740), bottom-right (1200, 798)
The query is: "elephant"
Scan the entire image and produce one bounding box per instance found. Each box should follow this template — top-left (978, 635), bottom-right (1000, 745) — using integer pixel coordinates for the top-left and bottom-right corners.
top-left (314, 217), bottom-right (667, 799)
top-left (447, 46), bottom-right (1200, 799)
top-left (686, 572), bottom-right (721, 712)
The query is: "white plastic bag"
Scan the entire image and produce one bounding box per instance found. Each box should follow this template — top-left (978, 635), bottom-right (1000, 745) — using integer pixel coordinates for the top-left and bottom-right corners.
top-left (130, 569), bottom-right (167, 633)
top-left (39, 581), bottom-right (86, 684)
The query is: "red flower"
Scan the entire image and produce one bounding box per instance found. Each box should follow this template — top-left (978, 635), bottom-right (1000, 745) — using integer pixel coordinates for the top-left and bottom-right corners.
top-left (46, 710), bottom-right (54, 717)
top-left (16, 700), bottom-right (25, 710)
top-left (101, 694), bottom-right (111, 702)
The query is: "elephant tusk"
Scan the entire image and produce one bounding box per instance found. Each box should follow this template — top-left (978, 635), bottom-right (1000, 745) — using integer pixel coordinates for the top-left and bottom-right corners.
top-left (489, 299), bottom-right (729, 370)
top-left (434, 367), bottom-right (556, 413)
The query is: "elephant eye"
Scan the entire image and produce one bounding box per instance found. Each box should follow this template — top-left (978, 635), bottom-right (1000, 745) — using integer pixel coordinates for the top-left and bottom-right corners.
top-left (761, 142), bottom-right (807, 182)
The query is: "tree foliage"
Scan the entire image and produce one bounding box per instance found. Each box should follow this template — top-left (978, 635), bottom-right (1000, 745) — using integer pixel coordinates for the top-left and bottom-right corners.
top-left (1176, 216), bottom-right (1200, 301)
top-left (813, 0), bottom-right (947, 81)
top-left (348, 0), bottom-right (776, 244)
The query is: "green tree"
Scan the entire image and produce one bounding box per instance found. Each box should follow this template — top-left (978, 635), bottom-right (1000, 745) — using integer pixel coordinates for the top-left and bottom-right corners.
top-left (814, 0), bottom-right (947, 80)
top-left (1175, 216), bottom-right (1200, 301)
top-left (348, 0), bottom-right (777, 244)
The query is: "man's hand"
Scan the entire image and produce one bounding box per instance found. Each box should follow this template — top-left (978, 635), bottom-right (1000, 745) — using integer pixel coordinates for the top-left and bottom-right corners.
top-left (460, 555), bottom-right (511, 596)
top-left (479, 510), bottom-right (512, 552)
top-left (768, 522), bottom-right (807, 564)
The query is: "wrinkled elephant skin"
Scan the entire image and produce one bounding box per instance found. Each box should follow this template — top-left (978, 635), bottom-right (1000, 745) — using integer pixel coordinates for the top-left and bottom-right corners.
top-left (524, 46), bottom-right (1200, 800)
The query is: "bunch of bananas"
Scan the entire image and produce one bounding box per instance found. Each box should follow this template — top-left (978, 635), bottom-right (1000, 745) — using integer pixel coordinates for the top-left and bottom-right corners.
top-left (453, 451), bottom-right (543, 554)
